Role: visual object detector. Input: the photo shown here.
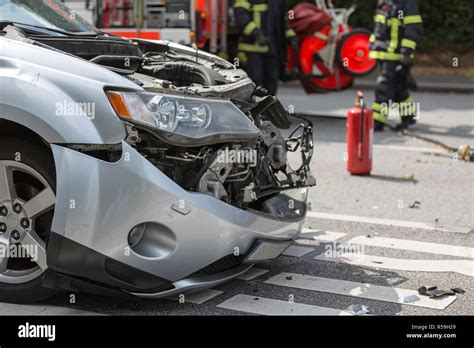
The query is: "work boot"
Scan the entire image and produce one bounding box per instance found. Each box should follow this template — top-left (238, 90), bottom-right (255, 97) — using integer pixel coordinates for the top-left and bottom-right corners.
top-left (374, 120), bottom-right (385, 132)
top-left (395, 116), bottom-right (417, 131)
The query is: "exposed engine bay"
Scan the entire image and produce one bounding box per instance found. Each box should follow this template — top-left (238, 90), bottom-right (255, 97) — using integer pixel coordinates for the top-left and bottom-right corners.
top-left (3, 24), bottom-right (316, 218)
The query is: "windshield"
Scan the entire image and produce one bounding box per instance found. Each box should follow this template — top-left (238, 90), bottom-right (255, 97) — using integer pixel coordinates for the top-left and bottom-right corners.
top-left (0, 0), bottom-right (98, 33)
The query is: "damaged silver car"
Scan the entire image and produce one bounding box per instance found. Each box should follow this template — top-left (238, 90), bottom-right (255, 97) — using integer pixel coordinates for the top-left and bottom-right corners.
top-left (0, 0), bottom-right (314, 303)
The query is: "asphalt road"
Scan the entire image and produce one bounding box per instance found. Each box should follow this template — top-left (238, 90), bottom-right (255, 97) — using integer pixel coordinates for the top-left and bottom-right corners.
top-left (1, 87), bottom-right (473, 316)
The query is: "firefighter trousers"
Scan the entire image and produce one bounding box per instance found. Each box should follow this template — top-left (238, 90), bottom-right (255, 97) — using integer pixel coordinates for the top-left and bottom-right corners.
top-left (243, 52), bottom-right (280, 96)
top-left (372, 60), bottom-right (416, 123)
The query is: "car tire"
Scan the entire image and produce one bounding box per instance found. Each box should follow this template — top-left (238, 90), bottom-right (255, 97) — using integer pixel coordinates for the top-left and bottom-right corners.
top-left (0, 137), bottom-right (59, 303)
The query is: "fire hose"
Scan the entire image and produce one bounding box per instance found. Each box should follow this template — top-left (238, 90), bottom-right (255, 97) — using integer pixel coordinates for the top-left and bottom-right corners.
top-left (383, 123), bottom-right (474, 162)
top-left (297, 112), bottom-right (474, 163)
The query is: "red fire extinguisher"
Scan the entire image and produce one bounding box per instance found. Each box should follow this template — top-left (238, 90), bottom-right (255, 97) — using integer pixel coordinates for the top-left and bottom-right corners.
top-left (347, 91), bottom-right (373, 175)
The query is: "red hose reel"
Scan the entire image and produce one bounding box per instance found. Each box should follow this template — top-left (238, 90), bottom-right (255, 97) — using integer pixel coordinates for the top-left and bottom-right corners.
top-left (287, 3), bottom-right (376, 93)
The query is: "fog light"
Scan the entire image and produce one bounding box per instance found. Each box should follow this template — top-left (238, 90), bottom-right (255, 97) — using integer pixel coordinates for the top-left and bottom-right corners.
top-left (128, 224), bottom-right (146, 248)
top-left (127, 222), bottom-right (177, 259)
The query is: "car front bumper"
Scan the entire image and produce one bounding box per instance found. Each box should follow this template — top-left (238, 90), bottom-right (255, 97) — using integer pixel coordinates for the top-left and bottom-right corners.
top-left (47, 142), bottom-right (308, 296)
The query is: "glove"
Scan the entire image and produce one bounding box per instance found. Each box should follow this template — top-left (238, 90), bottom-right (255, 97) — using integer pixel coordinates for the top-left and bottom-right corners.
top-left (400, 47), bottom-right (414, 65)
top-left (400, 53), bottom-right (413, 65)
top-left (256, 33), bottom-right (270, 47)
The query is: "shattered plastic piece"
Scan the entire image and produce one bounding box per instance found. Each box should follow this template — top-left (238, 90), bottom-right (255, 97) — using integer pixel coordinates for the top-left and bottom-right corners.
top-left (409, 201), bottom-right (421, 209)
top-left (403, 294), bottom-right (420, 303)
top-left (418, 286), bottom-right (436, 295)
top-left (286, 276), bottom-right (293, 281)
top-left (350, 304), bottom-right (370, 316)
top-left (451, 288), bottom-right (465, 294)
top-left (418, 286), bottom-right (455, 298)
top-left (371, 261), bottom-right (384, 265)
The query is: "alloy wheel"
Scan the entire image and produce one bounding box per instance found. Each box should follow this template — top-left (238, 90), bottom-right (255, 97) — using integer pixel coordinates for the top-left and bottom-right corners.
top-left (0, 160), bottom-right (55, 284)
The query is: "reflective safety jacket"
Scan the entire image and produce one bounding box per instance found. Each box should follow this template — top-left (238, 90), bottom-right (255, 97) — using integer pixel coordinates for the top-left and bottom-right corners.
top-left (233, 0), bottom-right (295, 55)
top-left (369, 0), bottom-right (423, 61)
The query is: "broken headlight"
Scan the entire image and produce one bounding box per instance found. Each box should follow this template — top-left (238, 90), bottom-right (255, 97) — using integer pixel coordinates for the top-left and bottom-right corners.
top-left (107, 91), bottom-right (260, 145)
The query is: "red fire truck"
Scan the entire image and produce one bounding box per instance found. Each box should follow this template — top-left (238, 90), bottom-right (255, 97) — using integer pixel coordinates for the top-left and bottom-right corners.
top-left (62, 0), bottom-right (228, 52)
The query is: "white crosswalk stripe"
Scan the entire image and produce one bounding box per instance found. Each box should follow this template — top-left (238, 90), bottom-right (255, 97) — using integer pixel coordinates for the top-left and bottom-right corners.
top-left (167, 289), bottom-right (223, 304)
top-left (347, 235), bottom-right (474, 259)
top-left (315, 141), bottom-right (448, 155)
top-left (264, 273), bottom-right (457, 310)
top-left (315, 252), bottom-right (474, 277)
top-left (217, 294), bottom-right (352, 316)
top-left (300, 229), bottom-right (347, 242)
top-left (282, 245), bottom-right (315, 258)
top-left (237, 267), bottom-right (269, 281)
top-left (307, 212), bottom-right (472, 234)
top-left (0, 303), bottom-right (104, 316)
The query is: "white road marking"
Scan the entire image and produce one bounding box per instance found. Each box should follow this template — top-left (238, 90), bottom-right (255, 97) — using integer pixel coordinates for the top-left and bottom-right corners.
top-left (348, 235), bottom-right (474, 259)
top-left (0, 303), bottom-right (104, 316)
top-left (282, 245), bottom-right (315, 258)
top-left (374, 144), bottom-right (446, 154)
top-left (316, 141), bottom-right (447, 154)
top-left (265, 273), bottom-right (456, 310)
top-left (167, 289), bottom-right (223, 304)
top-left (300, 229), bottom-right (347, 242)
top-left (315, 253), bottom-right (474, 277)
top-left (307, 211), bottom-right (472, 234)
top-left (427, 126), bottom-right (449, 134)
top-left (237, 268), bottom-right (269, 281)
top-left (217, 294), bottom-right (352, 316)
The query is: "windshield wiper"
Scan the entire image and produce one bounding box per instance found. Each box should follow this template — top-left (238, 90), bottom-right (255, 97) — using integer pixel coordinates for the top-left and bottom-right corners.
top-left (0, 21), bottom-right (99, 36)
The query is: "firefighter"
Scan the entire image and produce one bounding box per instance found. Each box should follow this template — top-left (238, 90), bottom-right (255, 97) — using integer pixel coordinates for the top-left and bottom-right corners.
top-left (369, 0), bottom-right (423, 131)
top-left (233, 0), bottom-right (296, 95)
